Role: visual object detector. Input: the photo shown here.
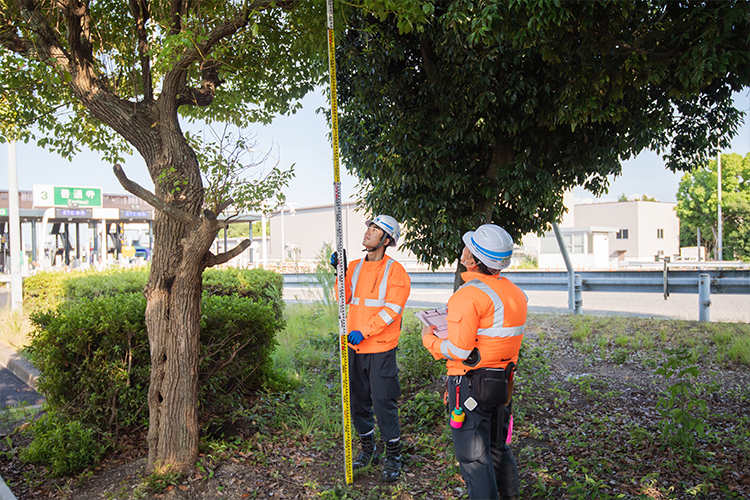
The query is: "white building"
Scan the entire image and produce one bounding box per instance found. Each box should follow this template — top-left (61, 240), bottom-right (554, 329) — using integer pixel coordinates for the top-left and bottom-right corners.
top-left (530, 198), bottom-right (680, 270)
top-left (575, 200), bottom-right (679, 265)
top-left (266, 202), bottom-right (425, 271)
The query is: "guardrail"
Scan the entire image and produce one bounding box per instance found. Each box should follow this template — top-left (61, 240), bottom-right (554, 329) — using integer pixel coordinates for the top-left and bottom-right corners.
top-left (285, 270), bottom-right (750, 295)
top-left (284, 269), bottom-right (749, 322)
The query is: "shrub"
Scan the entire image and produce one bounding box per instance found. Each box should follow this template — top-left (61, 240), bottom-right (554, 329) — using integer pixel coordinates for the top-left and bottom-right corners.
top-left (23, 269), bottom-right (85, 314)
top-left (27, 267), bottom-right (286, 437)
top-left (202, 267), bottom-right (284, 313)
top-left (20, 413), bottom-right (106, 477)
top-left (398, 319), bottom-right (445, 388)
top-left (28, 293), bottom-right (150, 433)
top-left (64, 266), bottom-right (149, 300)
top-left (401, 389), bottom-right (445, 434)
top-left (199, 293), bottom-right (285, 399)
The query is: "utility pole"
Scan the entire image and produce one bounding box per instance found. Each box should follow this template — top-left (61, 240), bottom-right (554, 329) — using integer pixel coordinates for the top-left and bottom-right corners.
top-left (8, 140), bottom-right (23, 311)
top-left (717, 151), bottom-right (723, 261)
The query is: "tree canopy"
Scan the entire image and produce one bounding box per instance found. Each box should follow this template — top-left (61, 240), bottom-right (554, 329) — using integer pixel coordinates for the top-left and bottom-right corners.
top-left (335, 0), bottom-right (750, 268)
top-left (0, 0), bottom-right (325, 159)
top-left (676, 152), bottom-right (750, 261)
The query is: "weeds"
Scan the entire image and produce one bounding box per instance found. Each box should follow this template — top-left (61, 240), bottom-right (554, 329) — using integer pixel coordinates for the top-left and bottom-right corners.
top-left (140, 466), bottom-right (181, 493)
top-left (0, 306), bottom-right (31, 350)
top-left (654, 348), bottom-right (709, 457)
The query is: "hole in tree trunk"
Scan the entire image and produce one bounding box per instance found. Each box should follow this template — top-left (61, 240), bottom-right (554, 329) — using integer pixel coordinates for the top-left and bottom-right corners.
top-left (158, 392), bottom-right (163, 403)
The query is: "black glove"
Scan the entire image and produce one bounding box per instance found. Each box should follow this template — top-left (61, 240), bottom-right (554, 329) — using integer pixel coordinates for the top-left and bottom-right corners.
top-left (330, 249), bottom-right (348, 273)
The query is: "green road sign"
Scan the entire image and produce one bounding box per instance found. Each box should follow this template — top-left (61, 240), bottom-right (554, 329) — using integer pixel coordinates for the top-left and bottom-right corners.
top-left (53, 186), bottom-right (102, 207)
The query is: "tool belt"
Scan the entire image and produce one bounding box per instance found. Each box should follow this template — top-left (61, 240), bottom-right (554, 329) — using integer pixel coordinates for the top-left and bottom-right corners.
top-left (465, 362), bottom-right (515, 407)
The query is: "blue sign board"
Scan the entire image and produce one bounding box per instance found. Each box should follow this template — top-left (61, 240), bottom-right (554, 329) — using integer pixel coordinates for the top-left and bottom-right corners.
top-left (120, 209), bottom-right (152, 220)
top-left (55, 208), bottom-right (92, 219)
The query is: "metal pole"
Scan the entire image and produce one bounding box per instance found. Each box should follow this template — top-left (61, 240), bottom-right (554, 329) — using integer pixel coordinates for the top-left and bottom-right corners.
top-left (92, 220), bottom-right (99, 262)
top-left (8, 140), bottom-right (23, 311)
top-left (698, 273), bottom-right (711, 322)
top-left (573, 274), bottom-right (582, 314)
top-left (552, 222), bottom-right (576, 311)
top-left (261, 212), bottom-right (267, 269)
top-left (31, 220), bottom-right (37, 268)
top-left (64, 223), bottom-right (70, 265)
top-left (100, 218), bottom-right (107, 265)
top-left (696, 227), bottom-right (701, 264)
top-left (75, 222), bottom-right (81, 265)
top-left (717, 152), bottom-right (723, 261)
top-left (281, 207), bottom-right (285, 263)
top-left (327, 0), bottom-right (353, 483)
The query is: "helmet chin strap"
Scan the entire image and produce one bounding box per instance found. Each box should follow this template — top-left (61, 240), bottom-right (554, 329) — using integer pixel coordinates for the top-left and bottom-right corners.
top-left (365, 232), bottom-right (389, 253)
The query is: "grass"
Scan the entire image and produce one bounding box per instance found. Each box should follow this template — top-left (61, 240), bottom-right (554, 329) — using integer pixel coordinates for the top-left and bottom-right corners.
top-left (0, 306), bottom-right (32, 351)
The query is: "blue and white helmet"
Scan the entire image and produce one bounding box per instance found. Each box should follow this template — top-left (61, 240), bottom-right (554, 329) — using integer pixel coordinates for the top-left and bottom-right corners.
top-left (462, 224), bottom-right (514, 270)
top-left (365, 215), bottom-right (400, 247)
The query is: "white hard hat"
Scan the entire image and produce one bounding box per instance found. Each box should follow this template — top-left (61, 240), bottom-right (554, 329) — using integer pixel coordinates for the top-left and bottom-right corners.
top-left (462, 224), bottom-right (514, 270)
top-left (365, 215), bottom-right (400, 247)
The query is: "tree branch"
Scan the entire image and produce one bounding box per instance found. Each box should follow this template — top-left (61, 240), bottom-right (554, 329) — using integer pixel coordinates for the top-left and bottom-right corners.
top-left (15, 0), bottom-right (72, 68)
top-left (164, 0), bottom-right (293, 106)
top-left (113, 164), bottom-right (199, 227)
top-left (481, 139), bottom-right (514, 223)
top-left (205, 239), bottom-right (251, 267)
top-left (129, 0), bottom-right (153, 100)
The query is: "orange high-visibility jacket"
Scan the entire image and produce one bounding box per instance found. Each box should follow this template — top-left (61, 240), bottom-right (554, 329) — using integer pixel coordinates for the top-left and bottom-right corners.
top-left (340, 255), bottom-right (411, 354)
top-left (423, 271), bottom-right (527, 375)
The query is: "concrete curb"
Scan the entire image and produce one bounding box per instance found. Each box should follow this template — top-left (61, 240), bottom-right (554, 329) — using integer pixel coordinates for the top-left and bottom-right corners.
top-left (0, 477), bottom-right (16, 500)
top-left (0, 343), bottom-right (36, 500)
top-left (0, 343), bottom-right (38, 392)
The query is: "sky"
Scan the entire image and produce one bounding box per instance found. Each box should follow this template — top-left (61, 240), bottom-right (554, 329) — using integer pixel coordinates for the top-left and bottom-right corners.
top-left (1, 90), bottom-right (748, 209)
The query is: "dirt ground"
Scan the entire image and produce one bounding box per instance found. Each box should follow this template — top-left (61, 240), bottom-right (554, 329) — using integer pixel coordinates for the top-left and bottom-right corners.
top-left (1, 316), bottom-right (749, 500)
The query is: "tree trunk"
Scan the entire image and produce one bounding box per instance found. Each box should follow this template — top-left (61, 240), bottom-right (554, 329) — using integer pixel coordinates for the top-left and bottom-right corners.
top-left (139, 129), bottom-right (214, 474)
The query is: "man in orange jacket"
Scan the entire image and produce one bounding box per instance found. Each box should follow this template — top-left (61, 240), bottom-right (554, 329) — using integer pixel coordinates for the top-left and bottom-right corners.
top-left (421, 224), bottom-right (526, 500)
top-left (332, 214), bottom-right (411, 482)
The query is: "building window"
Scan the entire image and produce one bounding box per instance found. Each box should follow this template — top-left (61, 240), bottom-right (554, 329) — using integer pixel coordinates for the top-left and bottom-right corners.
top-left (571, 233), bottom-right (584, 254)
top-left (616, 229), bottom-right (629, 239)
top-left (540, 233), bottom-right (584, 254)
top-left (657, 228), bottom-right (664, 239)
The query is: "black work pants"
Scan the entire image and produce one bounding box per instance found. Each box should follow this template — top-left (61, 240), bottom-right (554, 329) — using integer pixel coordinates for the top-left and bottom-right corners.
top-left (348, 347), bottom-right (401, 442)
top-left (448, 374), bottom-right (519, 500)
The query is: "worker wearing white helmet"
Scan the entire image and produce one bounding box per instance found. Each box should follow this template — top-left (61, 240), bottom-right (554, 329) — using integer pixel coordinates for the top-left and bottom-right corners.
top-left (331, 214), bottom-right (411, 482)
top-left (422, 223), bottom-right (527, 500)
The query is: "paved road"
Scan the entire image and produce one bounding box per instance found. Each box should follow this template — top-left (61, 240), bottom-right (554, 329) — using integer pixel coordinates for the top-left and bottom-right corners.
top-left (284, 285), bottom-right (750, 323)
top-left (0, 368), bottom-right (43, 410)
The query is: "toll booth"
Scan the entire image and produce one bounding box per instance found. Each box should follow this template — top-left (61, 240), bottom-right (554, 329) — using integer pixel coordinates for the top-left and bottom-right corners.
top-left (0, 189), bottom-right (155, 271)
top-left (49, 207), bottom-right (92, 266)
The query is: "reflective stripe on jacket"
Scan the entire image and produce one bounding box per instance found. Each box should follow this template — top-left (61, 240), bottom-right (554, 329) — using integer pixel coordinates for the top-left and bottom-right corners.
top-left (423, 271), bottom-right (527, 375)
top-left (342, 255), bottom-right (411, 353)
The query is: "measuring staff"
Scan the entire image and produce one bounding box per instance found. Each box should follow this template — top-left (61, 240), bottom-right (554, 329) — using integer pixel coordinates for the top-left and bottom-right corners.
top-left (421, 224), bottom-right (526, 500)
top-left (326, 0), bottom-right (354, 483)
top-left (332, 215), bottom-right (411, 482)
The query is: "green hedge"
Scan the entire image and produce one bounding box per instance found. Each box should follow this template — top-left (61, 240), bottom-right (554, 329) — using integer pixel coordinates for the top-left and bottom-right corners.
top-left (26, 267), bottom-right (285, 438)
top-left (23, 267), bottom-right (149, 314)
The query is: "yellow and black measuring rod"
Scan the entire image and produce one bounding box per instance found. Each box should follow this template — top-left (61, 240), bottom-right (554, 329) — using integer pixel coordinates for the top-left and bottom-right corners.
top-left (326, 0), bottom-right (353, 485)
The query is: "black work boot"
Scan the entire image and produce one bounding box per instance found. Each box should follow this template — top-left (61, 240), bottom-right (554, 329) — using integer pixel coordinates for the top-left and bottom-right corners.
top-left (353, 433), bottom-right (379, 470)
top-left (381, 439), bottom-right (402, 482)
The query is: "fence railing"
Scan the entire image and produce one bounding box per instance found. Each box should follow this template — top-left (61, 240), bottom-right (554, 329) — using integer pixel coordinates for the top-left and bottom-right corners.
top-left (285, 270), bottom-right (750, 295)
